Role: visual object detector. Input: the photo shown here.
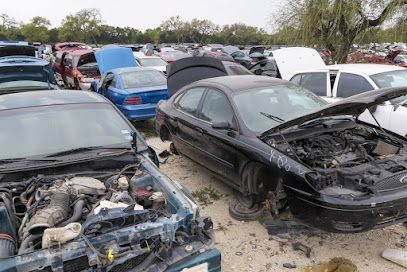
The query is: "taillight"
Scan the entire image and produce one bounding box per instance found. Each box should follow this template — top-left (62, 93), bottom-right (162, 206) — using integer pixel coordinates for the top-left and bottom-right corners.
top-left (124, 96), bottom-right (142, 105)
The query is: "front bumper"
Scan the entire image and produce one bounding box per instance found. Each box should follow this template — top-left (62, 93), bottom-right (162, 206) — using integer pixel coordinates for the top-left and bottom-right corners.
top-left (287, 189), bottom-right (407, 233)
top-left (118, 104), bottom-right (157, 121)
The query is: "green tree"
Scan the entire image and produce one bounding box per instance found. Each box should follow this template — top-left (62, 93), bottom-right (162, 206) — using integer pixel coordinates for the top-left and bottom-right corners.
top-left (59, 9), bottom-right (102, 43)
top-left (275, 0), bottom-right (407, 63)
top-left (21, 16), bottom-right (50, 42)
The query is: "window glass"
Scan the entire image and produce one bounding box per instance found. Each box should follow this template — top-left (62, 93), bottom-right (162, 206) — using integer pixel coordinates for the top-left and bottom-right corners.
top-left (290, 72), bottom-right (327, 96)
top-left (200, 89), bottom-right (234, 124)
top-left (233, 83), bottom-right (326, 133)
top-left (371, 70), bottom-right (407, 88)
top-left (176, 87), bottom-right (205, 116)
top-left (120, 70), bottom-right (166, 89)
top-left (0, 104), bottom-right (135, 160)
top-left (337, 73), bottom-right (373, 97)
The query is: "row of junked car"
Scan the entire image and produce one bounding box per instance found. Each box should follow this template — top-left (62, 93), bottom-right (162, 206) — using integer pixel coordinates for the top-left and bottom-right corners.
top-left (0, 43), bottom-right (221, 272)
top-left (1, 41), bottom-right (407, 271)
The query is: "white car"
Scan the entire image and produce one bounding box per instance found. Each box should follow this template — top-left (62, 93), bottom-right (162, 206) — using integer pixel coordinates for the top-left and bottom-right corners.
top-left (289, 63), bottom-right (407, 136)
top-left (136, 56), bottom-right (167, 74)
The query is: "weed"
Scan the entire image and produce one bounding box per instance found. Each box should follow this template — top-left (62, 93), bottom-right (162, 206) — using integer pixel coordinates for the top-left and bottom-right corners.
top-left (192, 185), bottom-right (220, 206)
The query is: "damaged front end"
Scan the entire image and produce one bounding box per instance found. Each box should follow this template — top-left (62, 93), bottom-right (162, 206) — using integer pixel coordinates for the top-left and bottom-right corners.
top-left (260, 87), bottom-right (407, 233)
top-left (0, 157), bottom-right (219, 272)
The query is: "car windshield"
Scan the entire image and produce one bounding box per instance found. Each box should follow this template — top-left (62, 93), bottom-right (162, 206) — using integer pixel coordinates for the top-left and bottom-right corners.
top-left (233, 83), bottom-right (326, 133)
top-left (371, 70), bottom-right (407, 104)
top-left (121, 70), bottom-right (166, 89)
top-left (0, 103), bottom-right (136, 160)
top-left (139, 58), bottom-right (167, 67)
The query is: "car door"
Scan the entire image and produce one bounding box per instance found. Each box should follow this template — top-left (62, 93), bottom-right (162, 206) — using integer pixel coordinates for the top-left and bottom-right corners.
top-left (64, 55), bottom-right (74, 86)
top-left (194, 88), bottom-right (242, 184)
top-left (98, 73), bottom-right (115, 97)
top-left (172, 87), bottom-right (207, 162)
top-left (290, 72), bottom-right (331, 100)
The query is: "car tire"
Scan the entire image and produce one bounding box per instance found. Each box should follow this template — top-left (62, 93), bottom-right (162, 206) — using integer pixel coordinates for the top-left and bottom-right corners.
top-left (229, 198), bottom-right (264, 221)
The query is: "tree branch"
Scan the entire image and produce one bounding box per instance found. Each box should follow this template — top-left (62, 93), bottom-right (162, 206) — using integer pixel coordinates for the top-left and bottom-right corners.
top-left (368, 0), bottom-right (407, 26)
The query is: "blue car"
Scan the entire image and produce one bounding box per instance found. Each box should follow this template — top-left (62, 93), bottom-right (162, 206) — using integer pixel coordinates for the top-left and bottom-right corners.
top-left (92, 47), bottom-right (168, 120)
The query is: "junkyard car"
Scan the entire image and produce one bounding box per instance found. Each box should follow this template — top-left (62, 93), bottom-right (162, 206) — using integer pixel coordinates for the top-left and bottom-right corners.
top-left (93, 47), bottom-right (169, 120)
top-left (136, 56), bottom-right (168, 74)
top-left (0, 90), bottom-right (220, 271)
top-left (0, 56), bottom-right (58, 94)
top-left (53, 49), bottom-right (100, 90)
top-left (156, 71), bottom-right (407, 233)
top-left (290, 64), bottom-right (407, 136)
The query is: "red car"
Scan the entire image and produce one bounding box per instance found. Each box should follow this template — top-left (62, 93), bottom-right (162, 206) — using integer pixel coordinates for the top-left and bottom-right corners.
top-left (53, 49), bottom-right (100, 90)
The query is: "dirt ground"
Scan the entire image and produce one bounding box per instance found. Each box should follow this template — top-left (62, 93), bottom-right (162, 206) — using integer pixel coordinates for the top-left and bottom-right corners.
top-left (137, 122), bottom-right (407, 272)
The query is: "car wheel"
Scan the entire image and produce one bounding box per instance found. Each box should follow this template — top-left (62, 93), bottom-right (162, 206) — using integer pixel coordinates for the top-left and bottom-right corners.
top-left (229, 191), bottom-right (264, 221)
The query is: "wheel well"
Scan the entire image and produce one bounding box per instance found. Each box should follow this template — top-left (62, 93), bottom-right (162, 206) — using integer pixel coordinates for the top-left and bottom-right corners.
top-left (159, 125), bottom-right (171, 142)
top-left (240, 162), bottom-right (279, 199)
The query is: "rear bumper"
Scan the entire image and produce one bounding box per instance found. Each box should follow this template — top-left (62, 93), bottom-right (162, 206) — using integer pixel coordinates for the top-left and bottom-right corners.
top-left (117, 104), bottom-right (157, 120)
top-left (166, 249), bottom-right (221, 272)
top-left (288, 190), bottom-right (407, 233)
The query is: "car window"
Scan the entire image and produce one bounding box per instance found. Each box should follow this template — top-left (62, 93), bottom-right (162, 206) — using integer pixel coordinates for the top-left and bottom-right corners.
top-left (264, 61), bottom-right (276, 71)
top-left (233, 83), bottom-right (326, 133)
top-left (200, 89), bottom-right (234, 124)
top-left (176, 87), bottom-right (205, 117)
top-left (290, 72), bottom-right (327, 96)
top-left (337, 73), bottom-right (373, 97)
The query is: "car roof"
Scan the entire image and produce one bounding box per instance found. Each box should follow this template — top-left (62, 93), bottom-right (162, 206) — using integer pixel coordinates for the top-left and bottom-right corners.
top-left (0, 56), bottom-right (49, 66)
top-left (0, 90), bottom-right (107, 111)
top-left (193, 75), bottom-right (287, 93)
top-left (328, 64), bottom-right (405, 75)
top-left (111, 66), bottom-right (158, 74)
top-left (138, 56), bottom-right (162, 59)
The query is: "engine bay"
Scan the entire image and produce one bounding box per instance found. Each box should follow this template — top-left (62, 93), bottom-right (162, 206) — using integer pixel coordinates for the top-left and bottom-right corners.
top-left (274, 125), bottom-right (407, 196)
top-left (0, 164), bottom-right (189, 259)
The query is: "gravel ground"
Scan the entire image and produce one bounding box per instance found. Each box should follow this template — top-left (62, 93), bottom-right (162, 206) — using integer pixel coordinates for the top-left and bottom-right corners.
top-left (137, 121), bottom-right (407, 272)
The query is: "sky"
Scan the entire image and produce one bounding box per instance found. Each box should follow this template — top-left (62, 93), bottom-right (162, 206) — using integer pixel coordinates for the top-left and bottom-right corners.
top-left (2, 0), bottom-right (281, 32)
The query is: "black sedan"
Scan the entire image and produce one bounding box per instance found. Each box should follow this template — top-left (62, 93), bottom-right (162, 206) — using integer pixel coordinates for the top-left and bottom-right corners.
top-left (156, 75), bottom-right (407, 233)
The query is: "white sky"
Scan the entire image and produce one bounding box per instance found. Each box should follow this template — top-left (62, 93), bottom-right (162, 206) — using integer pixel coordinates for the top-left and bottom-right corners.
top-left (3, 0), bottom-right (282, 32)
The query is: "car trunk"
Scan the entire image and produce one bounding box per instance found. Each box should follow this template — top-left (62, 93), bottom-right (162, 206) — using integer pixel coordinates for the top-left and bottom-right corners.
top-left (124, 86), bottom-right (168, 105)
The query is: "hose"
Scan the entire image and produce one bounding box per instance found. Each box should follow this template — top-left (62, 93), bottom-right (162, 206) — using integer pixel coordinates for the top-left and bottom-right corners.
top-left (59, 199), bottom-right (85, 227)
top-left (17, 234), bottom-right (41, 255)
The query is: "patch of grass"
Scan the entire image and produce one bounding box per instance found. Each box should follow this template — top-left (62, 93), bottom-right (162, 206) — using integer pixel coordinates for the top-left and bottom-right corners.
top-left (215, 222), bottom-right (229, 234)
top-left (192, 185), bottom-right (220, 206)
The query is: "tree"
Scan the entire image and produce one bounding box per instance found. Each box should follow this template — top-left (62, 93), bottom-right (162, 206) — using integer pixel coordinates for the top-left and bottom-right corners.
top-left (21, 16), bottom-right (50, 42)
top-left (189, 19), bottom-right (218, 43)
top-left (0, 14), bottom-right (22, 40)
top-left (59, 9), bottom-right (102, 43)
top-left (216, 23), bottom-right (268, 45)
top-left (275, 0), bottom-right (407, 63)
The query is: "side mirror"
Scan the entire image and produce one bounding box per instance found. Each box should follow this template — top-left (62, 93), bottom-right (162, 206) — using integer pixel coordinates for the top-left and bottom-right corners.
top-left (254, 69), bottom-right (263, 75)
top-left (212, 121), bottom-right (237, 131)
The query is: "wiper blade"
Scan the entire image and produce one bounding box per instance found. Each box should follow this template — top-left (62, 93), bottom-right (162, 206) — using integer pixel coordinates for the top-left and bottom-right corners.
top-left (46, 146), bottom-right (132, 157)
top-left (260, 112), bottom-right (285, 123)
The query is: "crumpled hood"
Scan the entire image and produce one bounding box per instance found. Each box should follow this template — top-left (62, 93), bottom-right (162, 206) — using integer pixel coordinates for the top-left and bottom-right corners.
top-left (261, 87), bottom-right (407, 137)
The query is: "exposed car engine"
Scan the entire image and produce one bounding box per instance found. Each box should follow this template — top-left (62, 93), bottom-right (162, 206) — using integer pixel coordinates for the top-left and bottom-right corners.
top-left (275, 125), bottom-right (407, 196)
top-left (0, 165), bottom-right (175, 258)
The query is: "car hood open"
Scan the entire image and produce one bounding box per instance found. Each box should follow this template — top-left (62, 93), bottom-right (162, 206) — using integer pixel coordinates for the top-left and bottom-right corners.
top-left (95, 47), bottom-right (138, 75)
top-left (261, 87), bottom-right (407, 137)
top-left (273, 47), bottom-right (326, 80)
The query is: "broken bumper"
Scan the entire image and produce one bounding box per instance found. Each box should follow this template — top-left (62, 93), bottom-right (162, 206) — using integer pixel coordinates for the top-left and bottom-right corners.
top-left (287, 189), bottom-right (407, 233)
